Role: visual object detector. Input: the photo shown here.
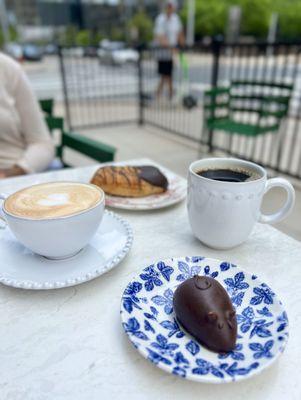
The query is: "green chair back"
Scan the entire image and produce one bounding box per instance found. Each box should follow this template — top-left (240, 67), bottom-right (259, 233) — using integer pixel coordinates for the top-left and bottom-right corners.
top-left (203, 80), bottom-right (293, 137)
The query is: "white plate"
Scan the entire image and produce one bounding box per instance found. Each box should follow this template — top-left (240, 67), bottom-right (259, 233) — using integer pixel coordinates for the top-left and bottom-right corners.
top-left (121, 257), bottom-right (289, 383)
top-left (0, 211), bottom-right (133, 290)
top-left (104, 164), bottom-right (187, 211)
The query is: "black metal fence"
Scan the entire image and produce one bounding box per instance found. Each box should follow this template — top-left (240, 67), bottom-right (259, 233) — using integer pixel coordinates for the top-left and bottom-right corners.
top-left (140, 45), bottom-right (213, 141)
top-left (59, 41), bottom-right (301, 180)
top-left (58, 46), bottom-right (138, 130)
top-left (206, 41), bottom-right (301, 180)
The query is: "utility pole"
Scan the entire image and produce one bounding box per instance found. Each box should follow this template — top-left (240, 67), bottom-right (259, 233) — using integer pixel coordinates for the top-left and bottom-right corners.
top-left (75, 0), bottom-right (83, 29)
top-left (186, 0), bottom-right (195, 46)
top-left (0, 0), bottom-right (9, 45)
top-left (137, 0), bottom-right (144, 13)
top-left (267, 13), bottom-right (279, 56)
top-left (225, 6), bottom-right (241, 43)
top-left (268, 13), bottom-right (278, 44)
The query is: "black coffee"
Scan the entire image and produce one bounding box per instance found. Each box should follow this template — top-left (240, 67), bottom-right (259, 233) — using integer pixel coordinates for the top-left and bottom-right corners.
top-left (197, 168), bottom-right (257, 183)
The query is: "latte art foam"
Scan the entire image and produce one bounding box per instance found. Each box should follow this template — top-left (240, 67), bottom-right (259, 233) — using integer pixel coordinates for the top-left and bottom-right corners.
top-left (4, 182), bottom-right (102, 219)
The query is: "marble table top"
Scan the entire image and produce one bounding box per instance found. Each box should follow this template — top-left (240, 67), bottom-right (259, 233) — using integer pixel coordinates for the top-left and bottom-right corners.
top-left (0, 161), bottom-right (300, 400)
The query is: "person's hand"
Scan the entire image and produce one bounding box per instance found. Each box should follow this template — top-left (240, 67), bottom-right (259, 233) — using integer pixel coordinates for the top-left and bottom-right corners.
top-left (0, 166), bottom-right (26, 179)
top-left (157, 36), bottom-right (170, 48)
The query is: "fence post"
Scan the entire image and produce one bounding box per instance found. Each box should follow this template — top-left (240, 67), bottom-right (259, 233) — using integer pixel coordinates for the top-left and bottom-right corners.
top-left (137, 46), bottom-right (144, 126)
top-left (58, 46), bottom-right (72, 130)
top-left (208, 38), bottom-right (222, 152)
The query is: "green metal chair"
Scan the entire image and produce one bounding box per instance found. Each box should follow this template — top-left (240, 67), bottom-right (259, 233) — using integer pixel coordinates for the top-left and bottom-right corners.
top-left (39, 99), bottom-right (54, 116)
top-left (203, 80), bottom-right (293, 140)
top-left (40, 100), bottom-right (116, 167)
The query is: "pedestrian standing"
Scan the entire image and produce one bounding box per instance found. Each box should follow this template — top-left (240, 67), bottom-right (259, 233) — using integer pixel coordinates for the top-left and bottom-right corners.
top-left (154, 0), bottom-right (185, 101)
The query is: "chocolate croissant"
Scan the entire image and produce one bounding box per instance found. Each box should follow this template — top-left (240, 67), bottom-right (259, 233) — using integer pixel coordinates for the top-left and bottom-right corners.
top-left (91, 165), bottom-right (168, 198)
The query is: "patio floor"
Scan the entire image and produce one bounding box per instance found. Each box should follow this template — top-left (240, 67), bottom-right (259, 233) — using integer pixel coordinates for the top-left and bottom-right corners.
top-left (61, 123), bottom-right (301, 242)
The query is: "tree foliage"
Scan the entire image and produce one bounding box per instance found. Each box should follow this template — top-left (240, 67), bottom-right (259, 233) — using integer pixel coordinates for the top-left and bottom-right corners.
top-left (75, 30), bottom-right (90, 46)
top-left (128, 11), bottom-right (153, 44)
top-left (56, 26), bottom-right (103, 46)
top-left (0, 24), bottom-right (19, 48)
top-left (275, 0), bottom-right (301, 40)
top-left (181, 0), bottom-right (301, 40)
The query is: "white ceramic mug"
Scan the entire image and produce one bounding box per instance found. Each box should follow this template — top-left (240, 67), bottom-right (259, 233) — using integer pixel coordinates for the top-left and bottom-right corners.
top-left (188, 158), bottom-right (295, 249)
top-left (0, 184), bottom-right (105, 259)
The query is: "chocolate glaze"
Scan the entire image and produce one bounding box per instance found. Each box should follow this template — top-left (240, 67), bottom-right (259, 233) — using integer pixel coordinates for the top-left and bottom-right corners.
top-left (173, 276), bottom-right (237, 353)
top-left (137, 166), bottom-right (168, 189)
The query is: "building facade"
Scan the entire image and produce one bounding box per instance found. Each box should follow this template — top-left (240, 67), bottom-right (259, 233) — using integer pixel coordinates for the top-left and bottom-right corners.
top-left (6, 0), bottom-right (40, 25)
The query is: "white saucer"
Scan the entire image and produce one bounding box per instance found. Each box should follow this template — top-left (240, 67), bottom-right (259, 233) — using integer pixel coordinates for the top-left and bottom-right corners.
top-left (0, 211), bottom-right (133, 290)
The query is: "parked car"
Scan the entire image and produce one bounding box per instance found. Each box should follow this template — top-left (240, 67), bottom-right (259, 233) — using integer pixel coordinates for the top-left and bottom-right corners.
top-left (23, 44), bottom-right (43, 61)
top-left (98, 40), bottom-right (139, 66)
top-left (83, 46), bottom-right (99, 58)
top-left (111, 48), bottom-right (139, 65)
top-left (44, 44), bottom-right (58, 56)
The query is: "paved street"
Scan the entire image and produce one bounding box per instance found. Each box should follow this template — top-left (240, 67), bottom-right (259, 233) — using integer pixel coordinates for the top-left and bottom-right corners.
top-left (24, 56), bottom-right (139, 101)
top-left (23, 57), bottom-right (62, 100)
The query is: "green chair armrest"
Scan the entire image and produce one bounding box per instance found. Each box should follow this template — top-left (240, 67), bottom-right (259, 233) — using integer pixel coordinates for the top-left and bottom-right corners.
top-left (39, 99), bottom-right (54, 116)
top-left (62, 131), bottom-right (116, 163)
top-left (45, 116), bottom-right (64, 132)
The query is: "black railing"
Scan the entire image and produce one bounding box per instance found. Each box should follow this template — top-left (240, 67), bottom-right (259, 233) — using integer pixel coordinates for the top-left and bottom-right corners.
top-left (59, 41), bottom-right (301, 180)
top-left (58, 46), bottom-right (139, 130)
top-left (212, 41), bottom-right (301, 180)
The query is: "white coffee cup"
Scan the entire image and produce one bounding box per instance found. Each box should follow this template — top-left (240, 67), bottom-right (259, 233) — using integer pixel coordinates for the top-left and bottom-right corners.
top-left (188, 158), bottom-right (295, 249)
top-left (0, 183), bottom-right (105, 259)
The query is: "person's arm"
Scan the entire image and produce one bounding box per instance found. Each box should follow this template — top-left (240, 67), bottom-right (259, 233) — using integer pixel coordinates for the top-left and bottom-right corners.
top-left (10, 67), bottom-right (55, 175)
top-left (0, 165), bottom-right (26, 179)
top-left (178, 30), bottom-right (185, 47)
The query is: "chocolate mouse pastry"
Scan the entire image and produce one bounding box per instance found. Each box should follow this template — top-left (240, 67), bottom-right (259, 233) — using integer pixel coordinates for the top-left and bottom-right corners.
top-left (173, 275), bottom-right (237, 353)
top-left (91, 165), bottom-right (168, 198)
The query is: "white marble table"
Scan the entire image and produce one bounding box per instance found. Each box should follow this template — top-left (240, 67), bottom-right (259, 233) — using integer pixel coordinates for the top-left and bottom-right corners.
top-left (0, 162), bottom-right (301, 400)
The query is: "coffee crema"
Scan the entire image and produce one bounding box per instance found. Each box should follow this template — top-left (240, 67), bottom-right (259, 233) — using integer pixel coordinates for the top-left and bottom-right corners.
top-left (4, 182), bottom-right (102, 219)
top-left (196, 168), bottom-right (260, 183)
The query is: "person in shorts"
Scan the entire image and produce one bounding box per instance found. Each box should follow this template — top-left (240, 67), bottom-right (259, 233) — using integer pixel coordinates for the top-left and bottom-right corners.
top-left (154, 1), bottom-right (185, 100)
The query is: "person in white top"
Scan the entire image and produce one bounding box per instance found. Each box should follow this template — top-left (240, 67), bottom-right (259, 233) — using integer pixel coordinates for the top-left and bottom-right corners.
top-left (0, 52), bottom-right (55, 179)
top-left (154, 0), bottom-right (185, 100)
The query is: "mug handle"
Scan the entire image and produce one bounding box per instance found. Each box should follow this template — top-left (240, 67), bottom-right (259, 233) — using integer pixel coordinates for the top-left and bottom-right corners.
top-left (0, 194), bottom-right (7, 226)
top-left (259, 178), bottom-right (295, 224)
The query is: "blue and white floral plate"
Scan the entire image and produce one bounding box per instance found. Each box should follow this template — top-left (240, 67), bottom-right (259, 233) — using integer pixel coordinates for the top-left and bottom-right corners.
top-left (120, 257), bottom-right (289, 383)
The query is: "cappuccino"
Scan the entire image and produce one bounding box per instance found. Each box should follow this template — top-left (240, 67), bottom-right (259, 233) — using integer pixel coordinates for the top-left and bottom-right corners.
top-left (4, 182), bottom-right (102, 219)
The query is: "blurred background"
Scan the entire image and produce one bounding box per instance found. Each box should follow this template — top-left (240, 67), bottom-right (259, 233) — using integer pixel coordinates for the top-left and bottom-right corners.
top-left (1, 1), bottom-right (301, 48)
top-left (1, 0), bottom-right (301, 240)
